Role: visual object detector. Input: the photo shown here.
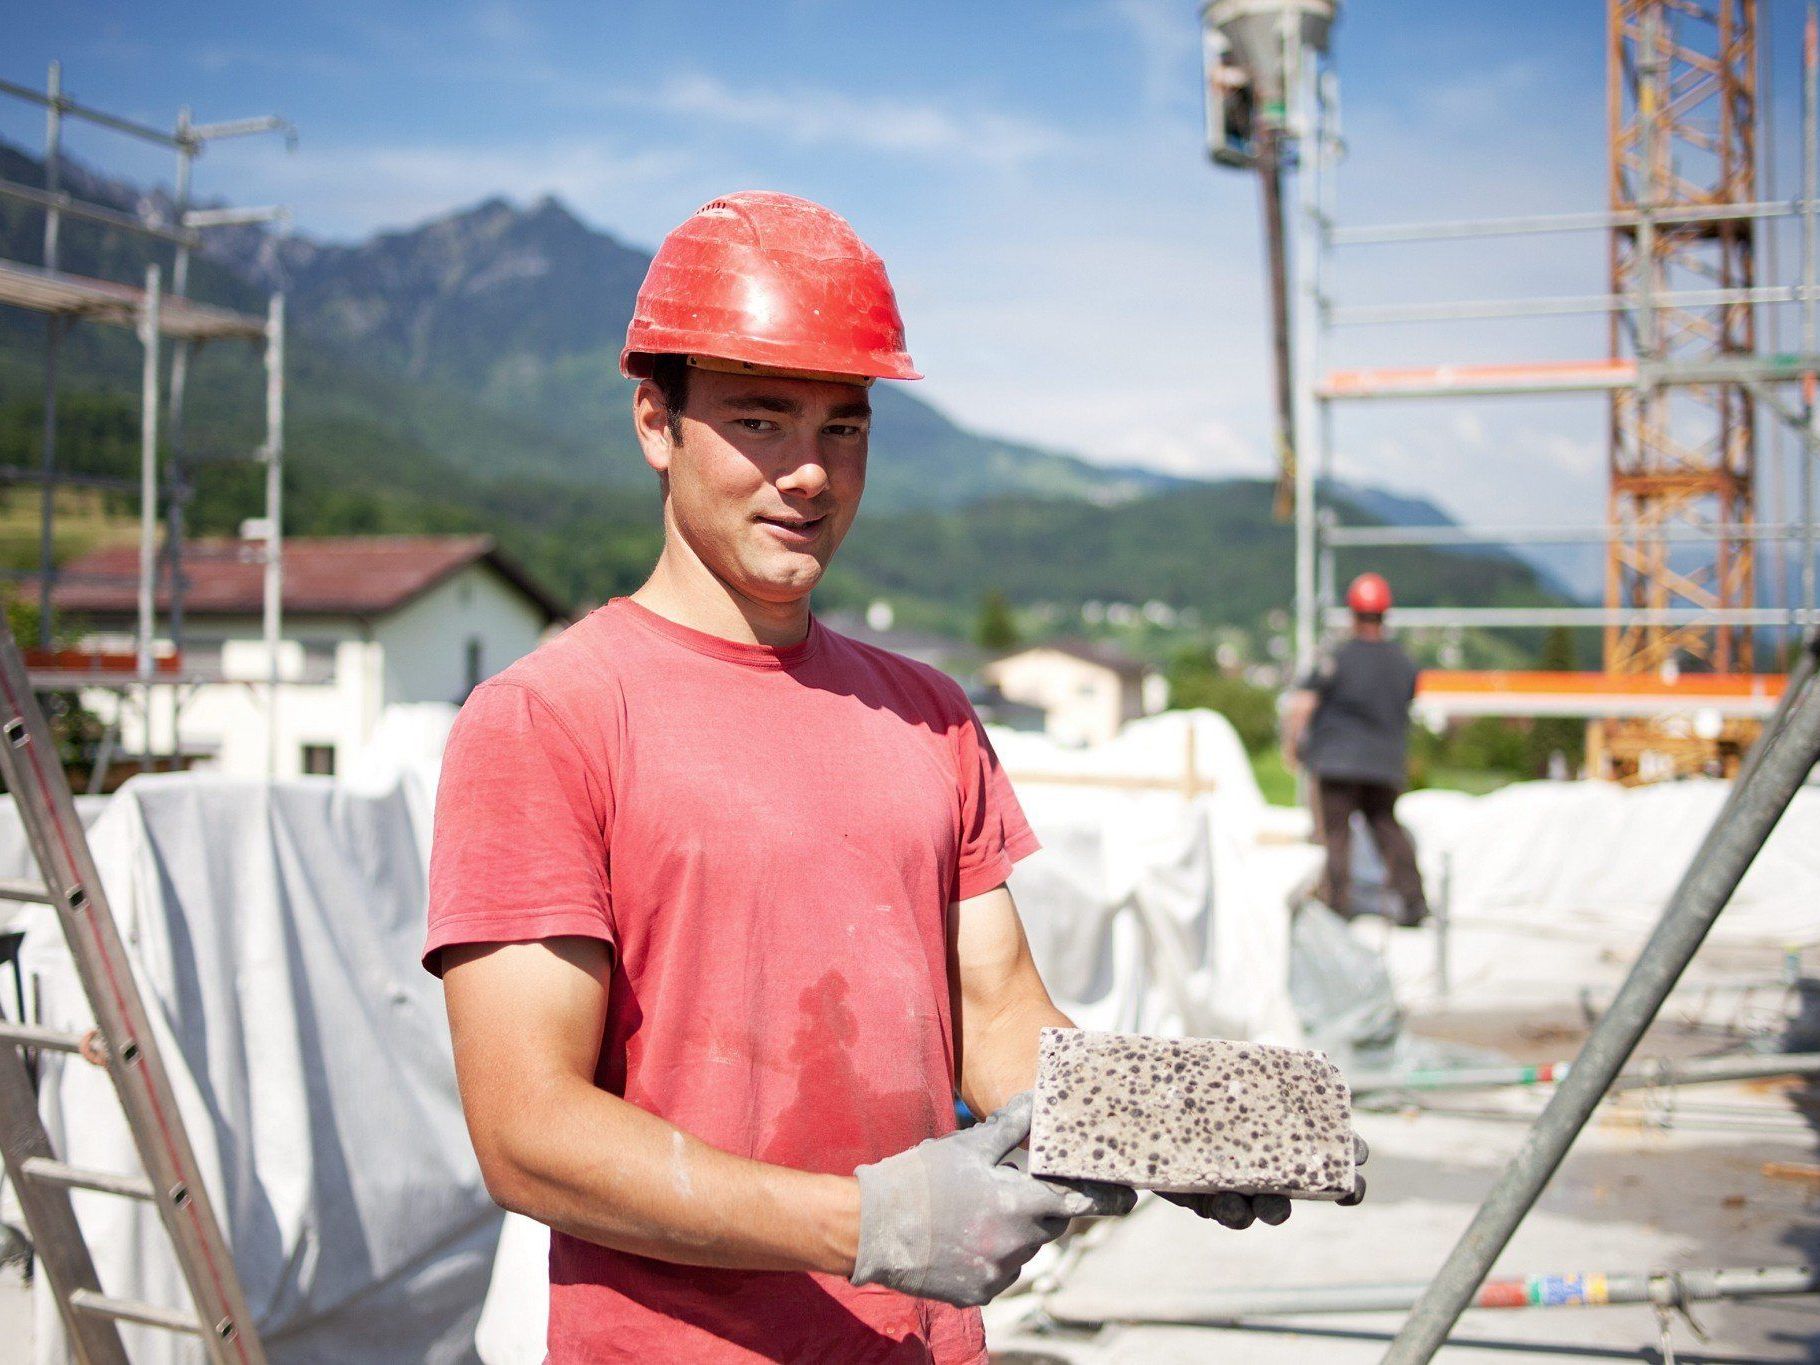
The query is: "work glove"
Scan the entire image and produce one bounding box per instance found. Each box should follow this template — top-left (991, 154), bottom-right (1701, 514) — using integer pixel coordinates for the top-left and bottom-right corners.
top-left (1160, 1133), bottom-right (1370, 1227)
top-left (851, 1091), bottom-right (1135, 1308)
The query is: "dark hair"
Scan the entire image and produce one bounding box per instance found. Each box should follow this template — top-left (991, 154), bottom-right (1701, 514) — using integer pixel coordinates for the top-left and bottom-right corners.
top-left (649, 354), bottom-right (690, 441)
top-left (1353, 611), bottom-right (1384, 627)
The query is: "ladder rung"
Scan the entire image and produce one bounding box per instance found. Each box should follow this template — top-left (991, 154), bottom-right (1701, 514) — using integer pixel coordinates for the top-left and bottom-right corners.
top-left (69, 1287), bottom-right (204, 1335)
top-left (22, 1156), bottom-right (154, 1200)
top-left (0, 878), bottom-right (54, 903)
top-left (0, 1021), bottom-right (88, 1053)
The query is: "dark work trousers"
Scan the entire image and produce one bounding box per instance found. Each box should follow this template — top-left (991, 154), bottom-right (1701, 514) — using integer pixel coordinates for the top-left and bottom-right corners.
top-left (1315, 778), bottom-right (1429, 922)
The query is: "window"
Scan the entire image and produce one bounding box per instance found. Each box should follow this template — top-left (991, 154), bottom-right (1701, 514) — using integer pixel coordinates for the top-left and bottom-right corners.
top-left (301, 744), bottom-right (336, 777)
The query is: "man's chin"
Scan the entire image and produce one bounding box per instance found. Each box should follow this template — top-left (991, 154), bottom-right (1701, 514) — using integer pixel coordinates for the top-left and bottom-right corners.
top-left (736, 561), bottom-right (826, 607)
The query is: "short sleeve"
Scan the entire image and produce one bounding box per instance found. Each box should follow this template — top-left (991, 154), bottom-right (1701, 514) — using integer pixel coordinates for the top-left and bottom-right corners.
top-left (1298, 655), bottom-right (1335, 696)
top-left (952, 708), bottom-right (1041, 902)
top-left (423, 682), bottom-right (616, 976)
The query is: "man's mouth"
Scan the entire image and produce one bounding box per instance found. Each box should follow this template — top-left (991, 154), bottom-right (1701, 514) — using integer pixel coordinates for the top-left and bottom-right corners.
top-left (755, 512), bottom-right (827, 543)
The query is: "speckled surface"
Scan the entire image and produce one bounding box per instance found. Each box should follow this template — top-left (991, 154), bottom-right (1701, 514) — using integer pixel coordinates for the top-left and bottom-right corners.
top-left (1027, 1028), bottom-right (1355, 1199)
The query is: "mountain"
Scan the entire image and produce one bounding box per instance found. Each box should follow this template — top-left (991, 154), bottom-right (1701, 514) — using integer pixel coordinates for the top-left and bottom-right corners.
top-left (826, 479), bottom-right (1561, 660)
top-left (0, 138), bottom-right (1568, 649)
top-left (199, 185), bottom-right (1180, 508)
top-left (2, 138), bottom-right (1181, 509)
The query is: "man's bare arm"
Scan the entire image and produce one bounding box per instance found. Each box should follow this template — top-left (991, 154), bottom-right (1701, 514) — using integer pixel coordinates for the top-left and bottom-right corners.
top-left (951, 883), bottom-right (1072, 1118)
top-left (1281, 688), bottom-right (1318, 770)
top-left (443, 937), bottom-right (858, 1274)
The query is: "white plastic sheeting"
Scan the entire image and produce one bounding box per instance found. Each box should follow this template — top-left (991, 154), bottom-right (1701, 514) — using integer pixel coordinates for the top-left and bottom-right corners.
top-left (1384, 777), bottom-right (1820, 1012)
top-left (1400, 778), bottom-right (1820, 944)
top-left (11, 773), bottom-right (497, 1365)
top-left (992, 710), bottom-right (1310, 1045)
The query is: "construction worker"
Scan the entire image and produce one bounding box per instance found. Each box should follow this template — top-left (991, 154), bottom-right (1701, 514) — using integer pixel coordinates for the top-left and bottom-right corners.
top-left (1283, 571), bottom-right (1430, 926)
top-left (423, 193), bottom-right (1318, 1363)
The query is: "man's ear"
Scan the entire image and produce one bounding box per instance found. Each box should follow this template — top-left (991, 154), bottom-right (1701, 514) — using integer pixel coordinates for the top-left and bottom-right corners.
top-left (633, 379), bottom-right (676, 474)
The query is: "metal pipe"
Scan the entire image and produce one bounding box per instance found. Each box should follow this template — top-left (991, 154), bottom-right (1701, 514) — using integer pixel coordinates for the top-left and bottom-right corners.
top-left (1353, 1050), bottom-right (1820, 1099)
top-left (1326, 521), bottom-right (1809, 547)
top-left (166, 112), bottom-right (195, 700)
top-left (0, 181), bottom-right (199, 250)
top-left (1331, 283), bottom-right (1819, 327)
top-left (36, 61), bottom-right (60, 652)
top-left (1385, 632), bottom-right (1820, 1362)
top-left (1288, 22), bottom-right (1327, 690)
top-left (0, 75), bottom-right (185, 148)
top-left (1323, 354), bottom-right (1820, 401)
top-left (1046, 1263), bottom-right (1820, 1325)
top-left (137, 266), bottom-right (160, 768)
top-left (1434, 852), bottom-right (1452, 1002)
top-left (180, 206), bottom-right (287, 230)
top-left (165, 111), bottom-right (196, 772)
top-left (1259, 128), bottom-right (1297, 528)
top-left (1805, 7), bottom-right (1818, 633)
top-left (1325, 605), bottom-right (1816, 628)
top-left (1331, 200), bottom-right (1813, 246)
top-left (263, 294), bottom-right (285, 780)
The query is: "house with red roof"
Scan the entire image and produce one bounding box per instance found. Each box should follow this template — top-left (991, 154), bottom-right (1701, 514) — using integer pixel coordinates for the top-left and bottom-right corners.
top-left (980, 639), bottom-right (1168, 748)
top-left (51, 534), bottom-right (568, 778)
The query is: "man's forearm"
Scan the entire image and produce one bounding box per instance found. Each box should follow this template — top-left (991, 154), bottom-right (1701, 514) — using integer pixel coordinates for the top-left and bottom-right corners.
top-left (481, 1079), bottom-right (858, 1275)
top-left (961, 994), bottom-right (1073, 1119)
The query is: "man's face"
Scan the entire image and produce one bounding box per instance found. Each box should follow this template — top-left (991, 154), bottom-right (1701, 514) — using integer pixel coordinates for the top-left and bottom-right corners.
top-left (647, 366), bottom-right (871, 607)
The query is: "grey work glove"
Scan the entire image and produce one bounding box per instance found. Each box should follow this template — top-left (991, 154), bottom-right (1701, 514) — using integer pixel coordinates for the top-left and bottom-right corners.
top-left (1161, 1134), bottom-right (1370, 1227)
top-left (851, 1092), bottom-right (1135, 1308)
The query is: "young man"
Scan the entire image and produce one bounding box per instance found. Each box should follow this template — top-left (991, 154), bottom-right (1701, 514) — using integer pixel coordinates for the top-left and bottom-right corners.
top-left (1283, 572), bottom-right (1429, 926)
top-left (426, 193), bottom-right (1301, 1363)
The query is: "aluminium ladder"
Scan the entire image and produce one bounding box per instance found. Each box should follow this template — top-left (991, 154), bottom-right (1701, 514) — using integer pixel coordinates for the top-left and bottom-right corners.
top-left (0, 616), bottom-right (264, 1364)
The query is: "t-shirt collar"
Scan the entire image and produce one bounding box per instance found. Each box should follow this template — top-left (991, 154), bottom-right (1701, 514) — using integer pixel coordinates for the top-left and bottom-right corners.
top-left (609, 597), bottom-right (822, 670)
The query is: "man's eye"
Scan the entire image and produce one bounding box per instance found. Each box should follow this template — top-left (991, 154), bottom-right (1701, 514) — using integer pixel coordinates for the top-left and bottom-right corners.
top-left (737, 418), bottom-right (778, 433)
top-left (824, 424), bottom-right (865, 438)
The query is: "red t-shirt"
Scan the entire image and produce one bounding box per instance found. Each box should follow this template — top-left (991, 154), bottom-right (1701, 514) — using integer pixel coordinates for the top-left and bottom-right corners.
top-left (425, 599), bottom-right (1038, 1363)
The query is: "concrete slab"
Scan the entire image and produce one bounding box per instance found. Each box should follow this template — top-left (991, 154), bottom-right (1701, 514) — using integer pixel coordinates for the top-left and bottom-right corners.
top-left (1029, 1028), bottom-right (1355, 1198)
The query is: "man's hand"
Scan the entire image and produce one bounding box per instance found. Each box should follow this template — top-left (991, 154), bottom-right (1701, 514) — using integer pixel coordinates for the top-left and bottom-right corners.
top-left (852, 1092), bottom-right (1134, 1308)
top-left (1160, 1134), bottom-right (1369, 1228)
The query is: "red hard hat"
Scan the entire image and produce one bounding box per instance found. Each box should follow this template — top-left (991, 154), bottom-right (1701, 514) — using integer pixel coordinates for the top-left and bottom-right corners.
top-left (1346, 572), bottom-right (1393, 615)
top-left (621, 191), bottom-right (921, 384)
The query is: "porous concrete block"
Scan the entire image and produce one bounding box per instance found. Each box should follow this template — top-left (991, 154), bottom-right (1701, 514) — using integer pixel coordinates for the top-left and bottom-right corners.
top-left (1028, 1027), bottom-right (1355, 1198)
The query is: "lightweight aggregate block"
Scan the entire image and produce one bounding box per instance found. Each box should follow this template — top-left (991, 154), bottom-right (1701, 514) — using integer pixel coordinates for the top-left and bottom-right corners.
top-left (1027, 1027), bottom-right (1355, 1198)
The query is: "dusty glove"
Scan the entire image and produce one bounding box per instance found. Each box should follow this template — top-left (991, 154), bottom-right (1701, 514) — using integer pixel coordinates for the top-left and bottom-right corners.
top-left (851, 1092), bottom-right (1135, 1307)
top-left (1161, 1134), bottom-right (1370, 1227)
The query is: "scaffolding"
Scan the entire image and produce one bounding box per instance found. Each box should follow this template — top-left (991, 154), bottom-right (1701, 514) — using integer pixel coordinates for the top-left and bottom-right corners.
top-left (1282, 2), bottom-right (1820, 781)
top-left (0, 64), bottom-right (292, 779)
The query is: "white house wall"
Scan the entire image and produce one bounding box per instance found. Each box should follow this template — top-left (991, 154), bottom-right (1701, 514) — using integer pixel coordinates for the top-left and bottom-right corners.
top-left (81, 564), bottom-right (550, 780)
top-left (375, 564), bottom-right (548, 708)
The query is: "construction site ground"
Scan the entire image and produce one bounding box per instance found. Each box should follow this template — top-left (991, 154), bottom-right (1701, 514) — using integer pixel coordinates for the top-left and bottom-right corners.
top-left (990, 930), bottom-right (1820, 1364)
top-left (3, 899), bottom-right (1815, 1361)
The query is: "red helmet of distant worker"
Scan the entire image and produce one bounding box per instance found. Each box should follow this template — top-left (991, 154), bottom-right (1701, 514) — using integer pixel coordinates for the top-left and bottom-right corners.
top-left (621, 191), bottom-right (921, 385)
top-left (1346, 572), bottom-right (1393, 615)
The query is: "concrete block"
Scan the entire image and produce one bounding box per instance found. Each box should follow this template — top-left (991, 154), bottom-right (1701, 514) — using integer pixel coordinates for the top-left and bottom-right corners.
top-left (1027, 1027), bottom-right (1355, 1198)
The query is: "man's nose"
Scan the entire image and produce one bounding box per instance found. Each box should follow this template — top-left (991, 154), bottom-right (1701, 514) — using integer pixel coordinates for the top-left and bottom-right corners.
top-left (775, 445), bottom-right (831, 500)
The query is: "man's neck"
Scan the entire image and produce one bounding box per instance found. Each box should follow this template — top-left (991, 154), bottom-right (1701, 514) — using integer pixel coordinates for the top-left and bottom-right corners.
top-left (632, 544), bottom-right (812, 649)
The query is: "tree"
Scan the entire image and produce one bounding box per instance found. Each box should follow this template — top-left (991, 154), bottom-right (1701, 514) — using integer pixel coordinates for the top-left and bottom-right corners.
top-left (975, 590), bottom-right (1019, 650)
top-left (1165, 647), bottom-right (1278, 753)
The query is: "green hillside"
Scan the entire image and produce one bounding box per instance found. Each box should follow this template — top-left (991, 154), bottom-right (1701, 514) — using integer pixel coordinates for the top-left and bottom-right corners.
top-left (0, 138), bottom-right (1567, 659)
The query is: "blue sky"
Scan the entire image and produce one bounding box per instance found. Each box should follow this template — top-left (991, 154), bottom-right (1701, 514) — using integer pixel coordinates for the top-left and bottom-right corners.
top-left (4, 0), bottom-right (1816, 559)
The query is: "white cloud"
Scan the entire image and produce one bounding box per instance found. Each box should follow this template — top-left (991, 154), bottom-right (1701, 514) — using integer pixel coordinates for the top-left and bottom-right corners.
top-left (640, 73), bottom-right (1074, 166)
top-left (198, 137), bottom-right (697, 243)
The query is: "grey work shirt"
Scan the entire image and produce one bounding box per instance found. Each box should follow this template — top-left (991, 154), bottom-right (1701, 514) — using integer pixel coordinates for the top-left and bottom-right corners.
top-left (1299, 637), bottom-right (1419, 787)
